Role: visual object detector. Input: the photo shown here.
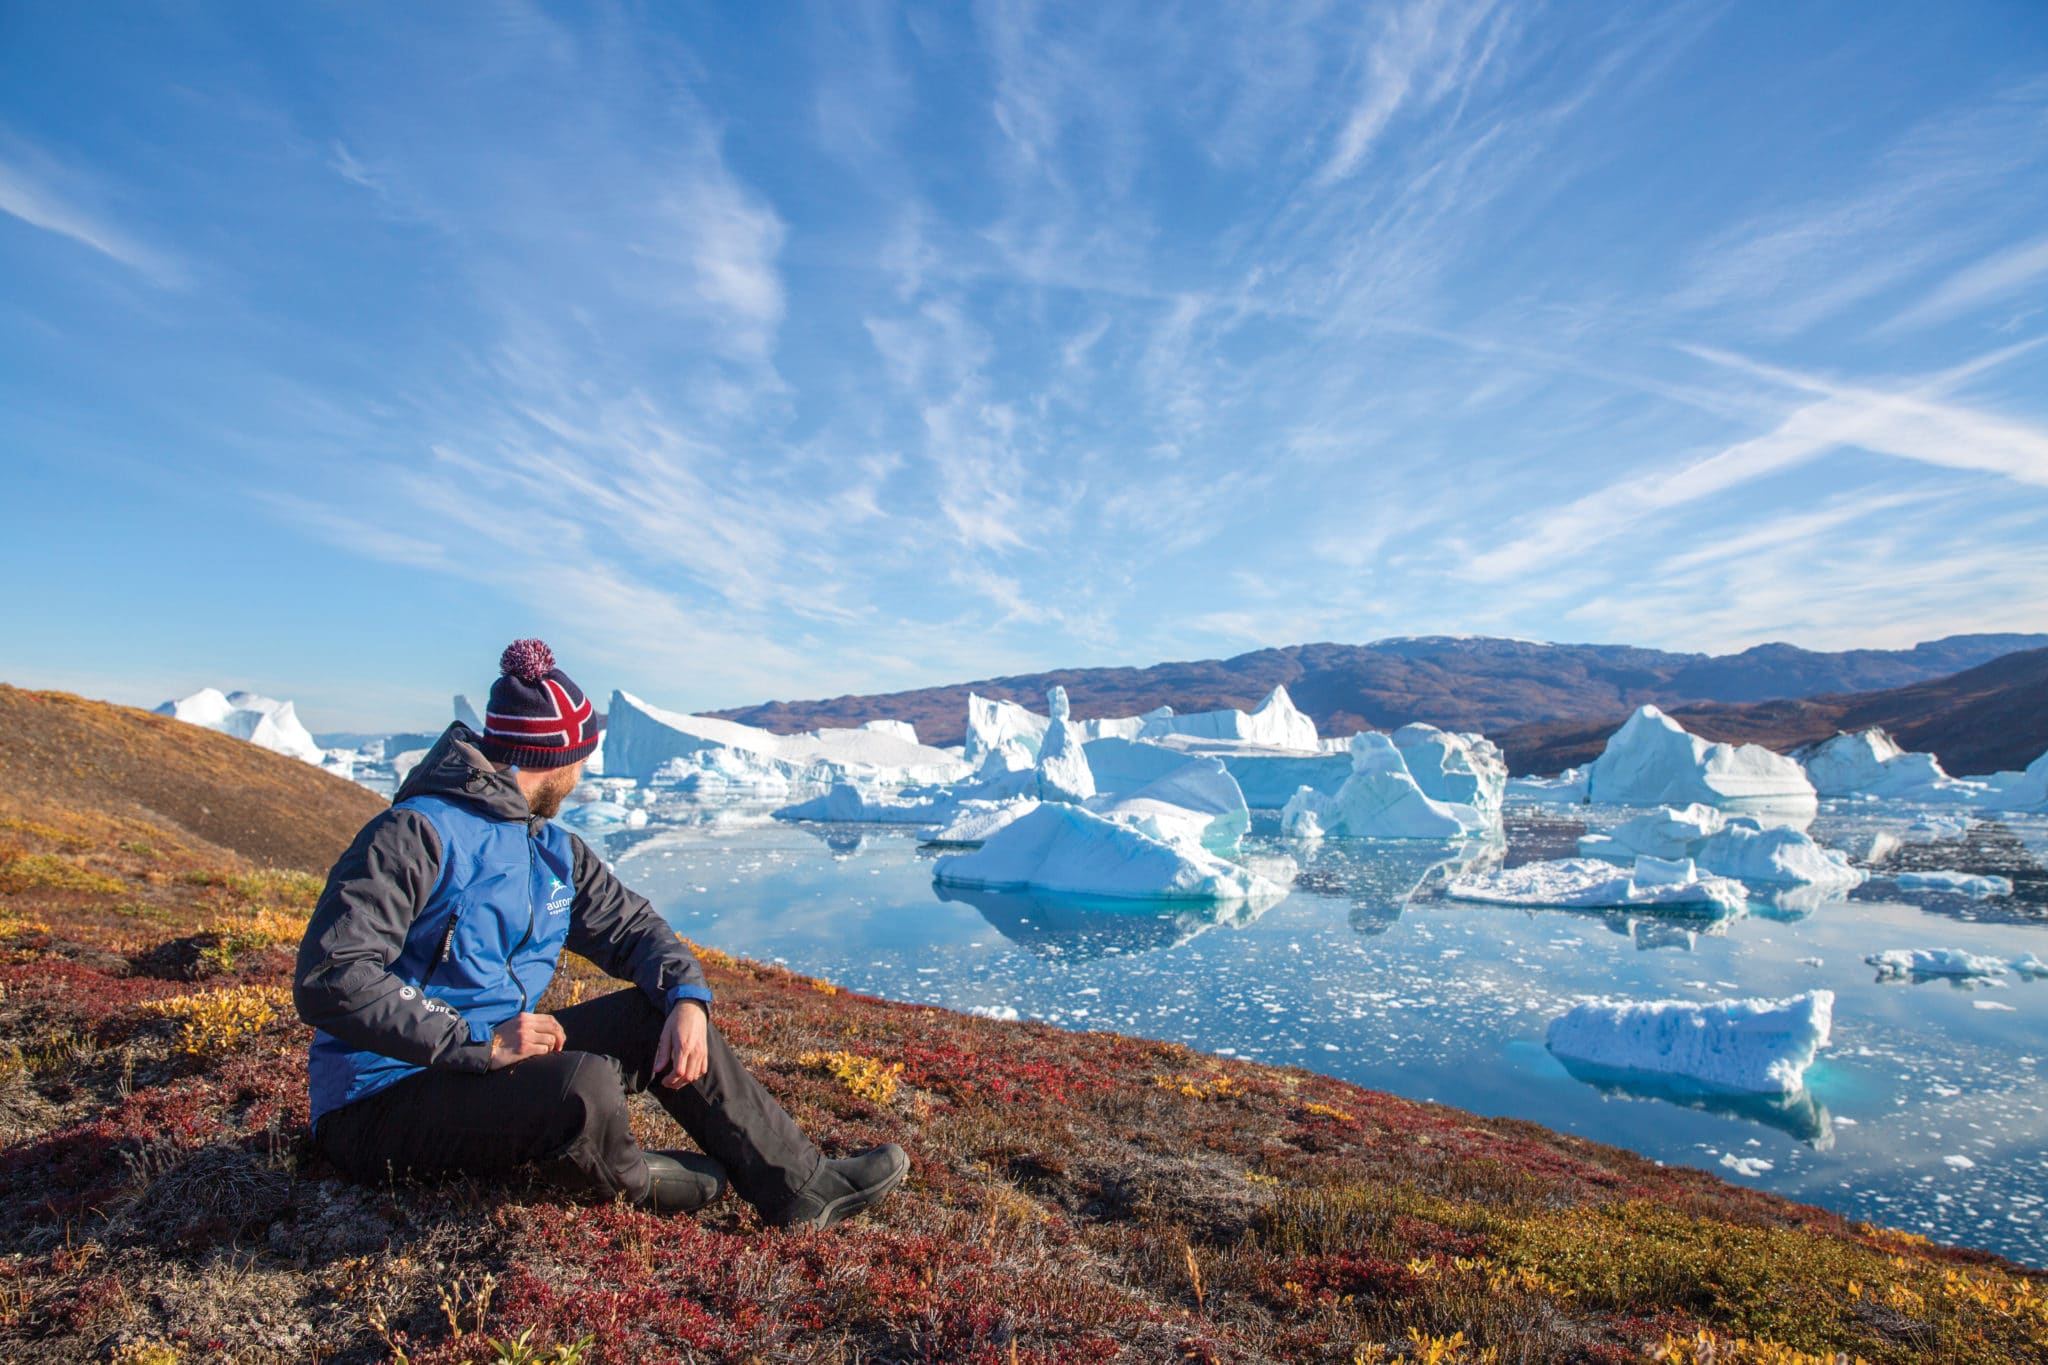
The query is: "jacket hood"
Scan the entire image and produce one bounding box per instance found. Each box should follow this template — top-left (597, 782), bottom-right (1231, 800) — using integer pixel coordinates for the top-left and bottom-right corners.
top-left (392, 722), bottom-right (540, 825)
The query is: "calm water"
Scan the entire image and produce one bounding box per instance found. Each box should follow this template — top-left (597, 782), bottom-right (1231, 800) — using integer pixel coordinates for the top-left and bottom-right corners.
top-left (589, 802), bottom-right (2048, 1266)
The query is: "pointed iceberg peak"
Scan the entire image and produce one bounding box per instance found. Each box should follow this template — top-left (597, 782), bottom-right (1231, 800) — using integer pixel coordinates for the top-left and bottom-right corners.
top-left (1048, 685), bottom-right (1071, 722)
top-left (454, 694), bottom-right (482, 730)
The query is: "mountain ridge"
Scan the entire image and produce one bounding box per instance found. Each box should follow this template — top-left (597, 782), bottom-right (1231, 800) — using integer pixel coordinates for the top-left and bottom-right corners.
top-left (710, 632), bottom-right (2047, 750)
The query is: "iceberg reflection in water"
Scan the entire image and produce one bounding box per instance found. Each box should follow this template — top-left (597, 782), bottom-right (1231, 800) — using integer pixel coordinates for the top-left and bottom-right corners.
top-left (1552, 1056), bottom-right (1835, 1148)
top-left (934, 884), bottom-right (1279, 961)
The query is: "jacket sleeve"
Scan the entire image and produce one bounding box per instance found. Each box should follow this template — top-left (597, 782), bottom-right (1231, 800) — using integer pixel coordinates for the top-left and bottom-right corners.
top-left (565, 834), bottom-right (714, 1013)
top-left (293, 808), bottom-right (494, 1073)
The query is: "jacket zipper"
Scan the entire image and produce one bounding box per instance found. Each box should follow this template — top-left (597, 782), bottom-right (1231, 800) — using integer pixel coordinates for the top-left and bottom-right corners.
top-left (423, 909), bottom-right (460, 988)
top-left (508, 833), bottom-right (540, 1012)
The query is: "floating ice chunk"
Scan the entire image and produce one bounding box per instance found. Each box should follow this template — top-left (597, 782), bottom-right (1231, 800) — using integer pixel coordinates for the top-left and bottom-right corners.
top-left (860, 718), bottom-right (920, 744)
top-left (931, 802), bottom-right (1286, 902)
top-left (1904, 814), bottom-right (1975, 842)
top-left (1579, 804), bottom-right (1727, 861)
top-left (1720, 1153), bottom-right (1774, 1178)
top-left (1141, 685), bottom-right (1318, 751)
top-left (1391, 724), bottom-right (1508, 822)
top-left (557, 800), bottom-right (647, 831)
top-left (156, 688), bottom-right (325, 765)
top-left (1891, 871), bottom-right (2013, 898)
top-left (1282, 733), bottom-right (1491, 840)
top-left (772, 783), bottom-right (956, 825)
top-left (1545, 991), bottom-right (1833, 1095)
top-left (2012, 953), bottom-right (2047, 977)
top-left (920, 799), bottom-right (1040, 846)
top-left (1694, 822), bottom-right (1867, 889)
top-left (1801, 728), bottom-right (1977, 802)
top-left (1446, 856), bottom-right (1748, 915)
top-left (1865, 948), bottom-right (2009, 979)
top-left (1587, 706), bottom-right (1815, 811)
top-left (1034, 687), bottom-right (1096, 804)
top-left (1506, 766), bottom-right (1589, 804)
top-left (650, 748), bottom-right (792, 795)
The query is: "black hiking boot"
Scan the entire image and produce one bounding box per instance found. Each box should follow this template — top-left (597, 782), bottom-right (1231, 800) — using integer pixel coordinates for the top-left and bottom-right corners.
top-left (639, 1150), bottom-right (729, 1214)
top-left (765, 1143), bottom-right (909, 1230)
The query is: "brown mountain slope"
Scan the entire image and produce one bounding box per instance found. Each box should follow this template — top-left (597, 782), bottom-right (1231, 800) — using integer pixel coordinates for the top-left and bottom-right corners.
top-left (709, 634), bottom-right (2046, 747)
top-left (1493, 647), bottom-right (2048, 777)
top-left (0, 684), bottom-right (386, 874)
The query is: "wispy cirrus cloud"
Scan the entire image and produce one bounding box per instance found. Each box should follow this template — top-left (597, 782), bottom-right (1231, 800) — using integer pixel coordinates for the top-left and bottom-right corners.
top-left (0, 141), bottom-right (183, 286)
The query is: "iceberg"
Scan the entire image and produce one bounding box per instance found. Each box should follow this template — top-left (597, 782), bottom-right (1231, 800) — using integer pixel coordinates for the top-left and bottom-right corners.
top-left (919, 799), bottom-right (1040, 846)
top-left (931, 802), bottom-right (1287, 902)
top-left (1586, 706), bottom-right (1816, 812)
top-left (860, 718), bottom-right (920, 744)
top-left (556, 800), bottom-right (648, 832)
top-left (650, 748), bottom-right (792, 795)
top-left (454, 694), bottom-right (483, 731)
top-left (1889, 871), bottom-right (2014, 898)
top-left (1391, 724), bottom-right (1508, 822)
top-left (1506, 767), bottom-right (1589, 805)
top-left (1033, 686), bottom-right (1096, 804)
top-left (605, 690), bottom-right (968, 787)
top-left (1088, 757), bottom-right (1249, 853)
top-left (1864, 948), bottom-right (2009, 979)
top-left (772, 783), bottom-right (956, 826)
top-left (156, 688), bottom-right (325, 765)
top-left (1140, 685), bottom-right (1318, 751)
top-left (1446, 856), bottom-right (1748, 915)
top-left (1545, 991), bottom-right (1833, 1095)
top-left (1693, 823), bottom-right (1867, 890)
top-left (1579, 804), bottom-right (1727, 861)
top-left (964, 693), bottom-right (1051, 765)
top-left (1968, 749), bottom-right (2048, 811)
top-left (1800, 728), bottom-right (1975, 802)
top-left (1281, 732), bottom-right (1491, 840)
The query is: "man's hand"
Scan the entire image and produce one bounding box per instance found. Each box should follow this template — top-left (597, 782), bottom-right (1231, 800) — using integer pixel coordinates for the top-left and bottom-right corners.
top-left (653, 1000), bottom-right (708, 1089)
top-left (489, 1012), bottom-right (565, 1069)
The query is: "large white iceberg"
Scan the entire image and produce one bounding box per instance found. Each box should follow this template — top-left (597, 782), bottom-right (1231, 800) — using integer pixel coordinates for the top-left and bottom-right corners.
top-left (860, 718), bottom-right (920, 744)
top-left (454, 694), bottom-right (483, 731)
top-left (1800, 728), bottom-right (1974, 802)
top-left (1545, 991), bottom-right (1833, 1095)
top-left (1140, 685), bottom-right (1318, 751)
top-left (1586, 706), bottom-right (1816, 812)
top-left (605, 690), bottom-right (968, 787)
top-left (964, 694), bottom-right (1050, 764)
top-left (1586, 814), bottom-right (1866, 890)
top-left (1089, 734), bottom-right (1350, 811)
top-left (1089, 757), bottom-right (1249, 853)
top-left (930, 802), bottom-right (1286, 902)
top-left (1968, 749), bottom-right (2048, 812)
top-left (772, 782), bottom-right (956, 825)
top-left (650, 748), bottom-right (792, 795)
top-left (919, 799), bottom-right (1039, 846)
top-left (1446, 856), bottom-right (1748, 915)
top-left (156, 688), bottom-right (325, 765)
top-left (1506, 767), bottom-right (1589, 805)
top-left (1281, 732), bottom-right (1492, 840)
top-left (1391, 724), bottom-right (1508, 822)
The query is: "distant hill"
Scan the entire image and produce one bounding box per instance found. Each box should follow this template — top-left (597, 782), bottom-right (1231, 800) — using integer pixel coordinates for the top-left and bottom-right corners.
top-left (711, 633), bottom-right (2047, 749)
top-left (1493, 647), bottom-right (2048, 776)
top-left (0, 684), bottom-right (386, 873)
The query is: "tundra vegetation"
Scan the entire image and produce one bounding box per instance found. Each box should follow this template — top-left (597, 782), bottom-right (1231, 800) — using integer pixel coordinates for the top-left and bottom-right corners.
top-left (0, 690), bottom-right (2043, 1362)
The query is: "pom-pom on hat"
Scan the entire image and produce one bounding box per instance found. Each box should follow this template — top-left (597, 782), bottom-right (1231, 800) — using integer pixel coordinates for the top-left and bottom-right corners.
top-left (474, 638), bottom-right (599, 770)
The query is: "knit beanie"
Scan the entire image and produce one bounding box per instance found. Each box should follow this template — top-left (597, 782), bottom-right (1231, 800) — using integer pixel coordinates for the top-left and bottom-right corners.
top-left (475, 639), bottom-right (600, 770)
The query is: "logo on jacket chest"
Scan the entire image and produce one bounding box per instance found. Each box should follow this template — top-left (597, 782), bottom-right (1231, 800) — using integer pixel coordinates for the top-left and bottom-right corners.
top-left (546, 873), bottom-right (572, 918)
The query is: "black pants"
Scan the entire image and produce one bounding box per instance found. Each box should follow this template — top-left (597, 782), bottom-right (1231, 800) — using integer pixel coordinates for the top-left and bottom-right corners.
top-left (314, 988), bottom-right (823, 1212)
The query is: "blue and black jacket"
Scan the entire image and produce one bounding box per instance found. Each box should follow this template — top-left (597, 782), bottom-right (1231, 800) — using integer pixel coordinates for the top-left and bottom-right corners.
top-left (295, 723), bottom-right (713, 1126)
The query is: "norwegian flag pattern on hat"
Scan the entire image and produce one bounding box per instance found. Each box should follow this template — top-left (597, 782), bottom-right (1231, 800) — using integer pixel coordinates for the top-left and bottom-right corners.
top-left (475, 639), bottom-right (600, 770)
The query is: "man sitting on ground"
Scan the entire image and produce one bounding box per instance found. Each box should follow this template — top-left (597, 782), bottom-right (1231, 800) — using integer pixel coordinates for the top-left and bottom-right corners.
top-left (294, 639), bottom-right (907, 1226)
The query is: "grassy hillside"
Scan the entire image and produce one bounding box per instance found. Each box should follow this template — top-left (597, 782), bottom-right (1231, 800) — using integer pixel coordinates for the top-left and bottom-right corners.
top-left (2, 691), bottom-right (2043, 1363)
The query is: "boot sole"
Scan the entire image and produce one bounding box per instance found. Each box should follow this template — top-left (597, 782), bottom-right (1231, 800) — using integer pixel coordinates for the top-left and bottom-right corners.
top-left (813, 1152), bottom-right (910, 1229)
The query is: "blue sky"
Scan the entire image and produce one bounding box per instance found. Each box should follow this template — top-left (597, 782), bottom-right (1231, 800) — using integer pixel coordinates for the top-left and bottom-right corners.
top-left (3, 2), bottom-right (2046, 732)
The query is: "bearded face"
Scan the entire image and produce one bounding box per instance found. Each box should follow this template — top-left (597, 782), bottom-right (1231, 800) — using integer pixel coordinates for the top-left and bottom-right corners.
top-left (526, 762), bottom-right (582, 819)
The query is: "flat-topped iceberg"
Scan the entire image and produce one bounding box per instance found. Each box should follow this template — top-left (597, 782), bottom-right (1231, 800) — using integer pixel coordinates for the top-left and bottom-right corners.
top-left (1506, 767), bottom-right (1589, 805)
top-left (1281, 732), bottom-right (1493, 840)
top-left (606, 689), bottom-right (968, 787)
top-left (772, 783), bottom-right (955, 825)
top-left (156, 688), bottom-right (325, 765)
top-left (931, 802), bottom-right (1287, 902)
top-left (1587, 706), bottom-right (1815, 812)
top-left (1446, 856), bottom-right (1748, 915)
top-left (1889, 870), bottom-right (2014, 898)
top-left (1140, 685), bottom-right (1319, 751)
top-left (1800, 728), bottom-right (1974, 802)
top-left (1864, 948), bottom-right (2011, 979)
top-left (1546, 991), bottom-right (1833, 1095)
